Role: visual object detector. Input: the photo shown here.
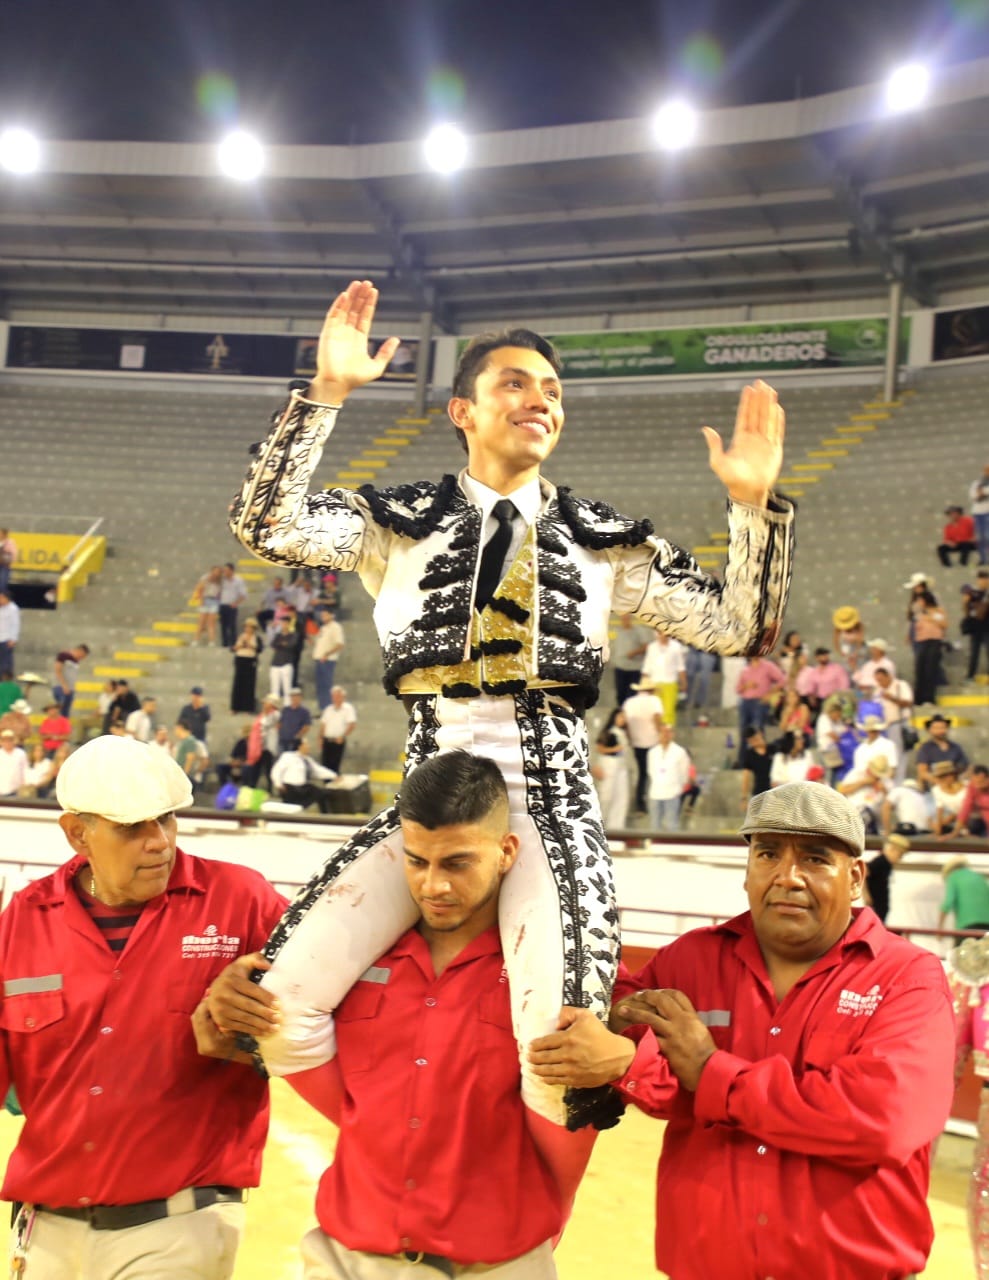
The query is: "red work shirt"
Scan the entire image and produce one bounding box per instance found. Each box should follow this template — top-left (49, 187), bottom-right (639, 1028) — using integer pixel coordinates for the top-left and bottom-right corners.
top-left (0, 848), bottom-right (287, 1208)
top-left (958, 781), bottom-right (989, 829)
top-left (316, 925), bottom-right (562, 1265)
top-left (944, 513), bottom-right (976, 543)
top-left (38, 714), bottom-right (71, 752)
top-left (613, 908), bottom-right (954, 1280)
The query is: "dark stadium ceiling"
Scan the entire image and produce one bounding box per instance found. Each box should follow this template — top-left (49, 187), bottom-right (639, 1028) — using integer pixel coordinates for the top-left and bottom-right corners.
top-left (2, 58), bottom-right (989, 330)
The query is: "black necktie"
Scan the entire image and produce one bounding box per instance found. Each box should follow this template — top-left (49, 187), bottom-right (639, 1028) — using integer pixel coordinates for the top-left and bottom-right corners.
top-left (475, 499), bottom-right (516, 611)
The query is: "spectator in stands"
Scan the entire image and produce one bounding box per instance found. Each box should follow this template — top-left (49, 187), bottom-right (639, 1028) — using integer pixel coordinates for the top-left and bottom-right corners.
top-left (939, 504), bottom-right (978, 568)
top-left (961, 567), bottom-right (989, 683)
top-left (641, 632), bottom-right (687, 727)
top-left (853, 637), bottom-right (896, 698)
top-left (623, 679), bottom-right (665, 815)
top-left (904, 571), bottom-right (939, 652)
top-left (246, 694), bottom-right (281, 789)
top-left (864, 834), bottom-right (910, 923)
top-left (932, 760), bottom-right (967, 835)
top-left (216, 726), bottom-right (251, 790)
top-left (815, 694), bottom-right (847, 783)
top-left (0, 668), bottom-right (21, 717)
top-left (270, 736), bottom-right (336, 812)
top-left (912, 590), bottom-right (949, 707)
top-left (318, 685), bottom-right (356, 774)
top-left (881, 780), bottom-right (934, 838)
top-left (970, 462), bottom-right (989, 566)
top-left (611, 614), bottom-right (652, 707)
top-left (0, 527), bottom-right (16, 595)
top-left (939, 857), bottom-right (989, 932)
top-left (831, 605), bottom-right (866, 675)
top-left (796, 645), bottom-right (850, 714)
top-left (592, 708), bottom-right (630, 830)
top-left (21, 741), bottom-right (56, 799)
top-left (776, 628), bottom-right (806, 686)
top-left (219, 562), bottom-right (248, 649)
top-left (777, 686), bottom-right (811, 737)
top-left (173, 720), bottom-right (209, 793)
top-left (52, 643), bottom-right (89, 717)
top-left (838, 756), bottom-right (893, 834)
top-left (646, 722), bottom-right (690, 832)
top-left (769, 729), bottom-right (816, 787)
top-left (684, 644), bottom-right (717, 722)
top-left (0, 698), bottom-right (32, 745)
top-left (256, 575), bottom-right (287, 634)
top-left (0, 728), bottom-right (28, 797)
top-left (230, 617), bottom-right (263, 714)
top-left (873, 666), bottom-right (914, 780)
top-left (852, 714), bottom-right (899, 778)
top-left (179, 686), bottom-right (211, 744)
top-left (39, 701), bottom-right (72, 755)
top-left (735, 653), bottom-right (786, 761)
top-left (149, 724), bottom-right (173, 758)
top-left (939, 765), bottom-right (989, 840)
top-left (125, 694), bottom-right (157, 743)
top-left (192, 564), bottom-right (223, 645)
top-left (0, 589), bottom-right (21, 671)
top-left (105, 678), bottom-right (140, 734)
top-left (268, 614), bottom-right (298, 701)
top-left (311, 608), bottom-right (345, 712)
top-left (739, 725), bottom-right (774, 811)
top-left (916, 713), bottom-right (970, 790)
top-left (97, 678), bottom-right (117, 724)
top-left (278, 687), bottom-right (312, 756)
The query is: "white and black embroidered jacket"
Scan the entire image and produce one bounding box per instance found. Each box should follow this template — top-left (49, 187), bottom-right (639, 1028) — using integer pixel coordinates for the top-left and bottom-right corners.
top-left (231, 391), bottom-right (795, 707)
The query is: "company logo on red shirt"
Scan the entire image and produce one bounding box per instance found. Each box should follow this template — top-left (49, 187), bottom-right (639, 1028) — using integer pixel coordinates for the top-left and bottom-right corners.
top-left (837, 983), bottom-right (883, 1016)
top-left (181, 925), bottom-right (241, 959)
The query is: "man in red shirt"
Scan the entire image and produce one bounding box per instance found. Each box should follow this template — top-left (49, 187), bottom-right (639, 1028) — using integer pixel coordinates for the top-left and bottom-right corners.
top-left (939, 503), bottom-right (978, 566)
top-left (944, 762), bottom-right (989, 838)
top-left (204, 750), bottom-right (595, 1279)
top-left (1, 735), bottom-right (286, 1279)
top-left (529, 782), bottom-right (955, 1280)
top-left (38, 700), bottom-right (71, 754)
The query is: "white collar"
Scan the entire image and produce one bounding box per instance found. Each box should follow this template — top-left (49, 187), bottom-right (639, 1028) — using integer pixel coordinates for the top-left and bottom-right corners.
top-left (459, 471), bottom-right (544, 526)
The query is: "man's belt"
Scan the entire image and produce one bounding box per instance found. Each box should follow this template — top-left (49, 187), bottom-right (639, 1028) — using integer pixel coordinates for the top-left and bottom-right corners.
top-left (35, 1184), bottom-right (245, 1231)
top-left (398, 1251), bottom-right (455, 1278)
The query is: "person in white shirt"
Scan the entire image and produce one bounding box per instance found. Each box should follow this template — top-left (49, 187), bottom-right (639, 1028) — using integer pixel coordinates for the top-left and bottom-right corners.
top-left (219, 563), bottom-right (249, 648)
top-left (769, 729), bottom-right (816, 787)
top-left (852, 714), bottom-right (899, 779)
top-left (640, 632), bottom-right (687, 727)
top-left (318, 687), bottom-right (357, 773)
top-left (645, 723), bottom-right (691, 832)
top-left (873, 666), bottom-right (914, 780)
top-left (838, 756), bottom-right (893, 834)
top-left (622, 680), bottom-right (666, 814)
top-left (148, 725), bottom-right (174, 758)
top-left (124, 695), bottom-right (157, 744)
top-left (881, 780), bottom-right (934, 836)
top-left (271, 737), bottom-right (337, 811)
top-left (0, 728), bottom-right (28, 796)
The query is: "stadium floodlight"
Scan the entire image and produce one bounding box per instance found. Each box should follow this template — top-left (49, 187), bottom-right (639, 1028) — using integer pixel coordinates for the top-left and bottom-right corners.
top-left (423, 122), bottom-right (468, 174)
top-left (885, 62), bottom-right (930, 113)
top-left (217, 129), bottom-right (265, 181)
top-left (650, 98), bottom-right (698, 151)
top-left (0, 127), bottom-right (41, 175)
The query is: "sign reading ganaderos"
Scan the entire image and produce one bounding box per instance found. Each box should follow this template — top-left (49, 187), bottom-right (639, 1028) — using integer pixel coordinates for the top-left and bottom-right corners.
top-left (548, 317), bottom-right (908, 379)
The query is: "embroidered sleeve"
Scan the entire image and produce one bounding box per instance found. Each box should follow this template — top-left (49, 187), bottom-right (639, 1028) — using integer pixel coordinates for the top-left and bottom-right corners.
top-left (229, 390), bottom-right (387, 581)
top-left (611, 497), bottom-right (795, 658)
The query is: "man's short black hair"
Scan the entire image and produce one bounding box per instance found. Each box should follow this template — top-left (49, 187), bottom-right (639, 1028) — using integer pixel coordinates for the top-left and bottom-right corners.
top-left (745, 726), bottom-right (764, 741)
top-left (449, 328), bottom-right (562, 455)
top-left (974, 763), bottom-right (989, 777)
top-left (398, 751), bottom-right (508, 829)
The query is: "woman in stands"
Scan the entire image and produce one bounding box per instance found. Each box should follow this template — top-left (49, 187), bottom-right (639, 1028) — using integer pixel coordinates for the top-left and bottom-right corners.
top-left (592, 708), bottom-right (630, 830)
top-left (913, 589), bottom-right (949, 706)
top-left (230, 617), bottom-right (263, 714)
top-left (192, 564), bottom-right (223, 645)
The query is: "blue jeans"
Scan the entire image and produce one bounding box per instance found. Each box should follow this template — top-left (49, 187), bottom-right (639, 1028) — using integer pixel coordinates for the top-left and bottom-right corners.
top-left (53, 686), bottom-right (74, 717)
top-left (649, 796), bottom-right (682, 831)
top-left (976, 512), bottom-right (989, 566)
top-left (314, 660), bottom-right (336, 711)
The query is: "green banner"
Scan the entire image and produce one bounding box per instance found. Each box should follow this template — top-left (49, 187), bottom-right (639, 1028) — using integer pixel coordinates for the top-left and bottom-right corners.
top-left (547, 317), bottom-right (909, 379)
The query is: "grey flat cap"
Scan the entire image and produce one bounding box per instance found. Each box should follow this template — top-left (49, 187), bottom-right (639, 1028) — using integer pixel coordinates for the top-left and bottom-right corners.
top-left (739, 782), bottom-right (865, 857)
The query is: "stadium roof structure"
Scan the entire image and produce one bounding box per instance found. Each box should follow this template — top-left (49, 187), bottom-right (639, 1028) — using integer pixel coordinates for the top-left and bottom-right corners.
top-left (2, 57), bottom-right (989, 332)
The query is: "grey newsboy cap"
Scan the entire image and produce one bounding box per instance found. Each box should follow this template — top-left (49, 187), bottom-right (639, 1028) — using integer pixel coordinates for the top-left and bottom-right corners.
top-left (739, 782), bottom-right (865, 857)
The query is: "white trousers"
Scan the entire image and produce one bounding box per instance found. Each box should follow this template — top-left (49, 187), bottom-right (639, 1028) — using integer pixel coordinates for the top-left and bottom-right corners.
top-left (255, 691), bottom-right (619, 1126)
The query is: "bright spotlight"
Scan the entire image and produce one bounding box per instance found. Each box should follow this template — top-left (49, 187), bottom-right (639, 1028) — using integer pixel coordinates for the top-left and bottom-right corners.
top-left (885, 62), bottom-right (930, 113)
top-left (217, 130), bottom-right (264, 180)
top-left (0, 127), bottom-right (41, 175)
top-left (650, 98), bottom-right (698, 151)
top-left (423, 123), bottom-right (468, 174)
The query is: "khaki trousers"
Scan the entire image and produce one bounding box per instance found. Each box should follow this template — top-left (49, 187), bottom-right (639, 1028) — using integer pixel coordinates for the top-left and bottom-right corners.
top-left (300, 1230), bottom-right (557, 1279)
top-left (10, 1201), bottom-right (245, 1279)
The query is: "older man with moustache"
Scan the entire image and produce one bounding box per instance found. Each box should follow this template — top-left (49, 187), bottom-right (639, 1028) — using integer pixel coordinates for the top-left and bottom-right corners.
top-left (530, 783), bottom-right (955, 1280)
